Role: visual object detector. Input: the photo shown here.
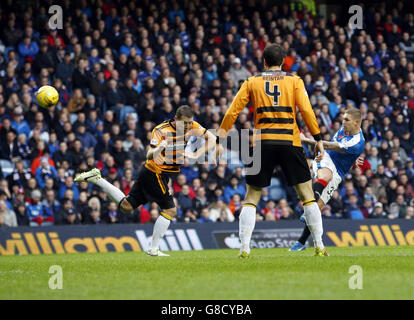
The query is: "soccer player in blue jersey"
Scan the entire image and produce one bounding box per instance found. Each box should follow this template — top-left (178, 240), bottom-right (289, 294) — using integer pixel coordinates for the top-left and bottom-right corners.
top-left (290, 108), bottom-right (365, 252)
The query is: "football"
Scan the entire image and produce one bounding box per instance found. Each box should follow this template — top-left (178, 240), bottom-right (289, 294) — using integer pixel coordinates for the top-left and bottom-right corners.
top-left (36, 85), bottom-right (59, 108)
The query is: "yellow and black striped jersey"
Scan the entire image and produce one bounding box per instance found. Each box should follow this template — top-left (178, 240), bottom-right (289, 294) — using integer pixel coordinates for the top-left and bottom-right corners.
top-left (219, 70), bottom-right (321, 147)
top-left (145, 119), bottom-right (207, 174)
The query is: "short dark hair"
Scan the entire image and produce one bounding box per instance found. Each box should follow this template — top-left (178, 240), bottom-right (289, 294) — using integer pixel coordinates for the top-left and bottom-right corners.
top-left (176, 105), bottom-right (194, 119)
top-left (263, 44), bottom-right (286, 67)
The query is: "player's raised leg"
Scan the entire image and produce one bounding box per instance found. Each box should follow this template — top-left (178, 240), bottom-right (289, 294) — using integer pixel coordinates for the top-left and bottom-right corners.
top-left (238, 184), bottom-right (262, 258)
top-left (74, 168), bottom-right (126, 205)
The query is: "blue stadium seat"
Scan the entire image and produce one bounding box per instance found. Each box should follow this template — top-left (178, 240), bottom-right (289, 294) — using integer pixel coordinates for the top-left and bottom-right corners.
top-left (0, 159), bottom-right (15, 177)
top-left (269, 177), bottom-right (286, 201)
top-left (120, 106), bottom-right (138, 123)
top-left (224, 149), bottom-right (244, 171)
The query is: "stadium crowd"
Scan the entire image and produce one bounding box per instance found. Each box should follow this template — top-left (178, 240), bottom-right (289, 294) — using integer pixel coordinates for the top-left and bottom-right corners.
top-left (0, 0), bottom-right (414, 227)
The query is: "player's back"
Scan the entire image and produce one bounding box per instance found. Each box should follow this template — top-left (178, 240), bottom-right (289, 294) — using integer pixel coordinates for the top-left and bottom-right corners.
top-left (247, 70), bottom-right (316, 147)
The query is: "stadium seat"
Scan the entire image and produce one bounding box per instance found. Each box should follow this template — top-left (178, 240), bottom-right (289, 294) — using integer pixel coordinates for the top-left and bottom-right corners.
top-left (120, 106), bottom-right (138, 123)
top-left (0, 159), bottom-right (15, 177)
top-left (224, 149), bottom-right (244, 171)
top-left (269, 177), bottom-right (286, 201)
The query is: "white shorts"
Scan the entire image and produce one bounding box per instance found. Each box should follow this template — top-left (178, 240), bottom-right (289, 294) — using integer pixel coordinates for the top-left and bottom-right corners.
top-left (311, 152), bottom-right (342, 205)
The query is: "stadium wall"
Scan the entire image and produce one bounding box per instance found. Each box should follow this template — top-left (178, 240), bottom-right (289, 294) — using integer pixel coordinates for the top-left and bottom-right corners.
top-left (0, 220), bottom-right (413, 255)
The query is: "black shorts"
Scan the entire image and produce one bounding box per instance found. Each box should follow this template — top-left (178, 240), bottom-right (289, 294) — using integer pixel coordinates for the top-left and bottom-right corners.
top-left (125, 166), bottom-right (175, 210)
top-left (245, 143), bottom-right (311, 188)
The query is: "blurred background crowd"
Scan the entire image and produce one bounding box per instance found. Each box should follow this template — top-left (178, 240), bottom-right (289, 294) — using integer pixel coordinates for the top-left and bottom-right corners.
top-left (0, 0), bottom-right (414, 227)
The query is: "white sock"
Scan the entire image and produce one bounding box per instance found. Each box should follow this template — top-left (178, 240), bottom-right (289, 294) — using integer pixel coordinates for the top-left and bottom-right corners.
top-left (239, 205), bottom-right (257, 254)
top-left (151, 215), bottom-right (171, 250)
top-left (94, 178), bottom-right (126, 204)
top-left (304, 202), bottom-right (324, 249)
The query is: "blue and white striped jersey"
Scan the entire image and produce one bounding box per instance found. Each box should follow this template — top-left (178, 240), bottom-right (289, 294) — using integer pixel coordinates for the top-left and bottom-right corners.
top-left (326, 126), bottom-right (365, 178)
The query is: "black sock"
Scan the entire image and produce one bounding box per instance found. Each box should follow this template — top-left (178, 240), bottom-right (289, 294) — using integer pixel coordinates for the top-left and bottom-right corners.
top-left (298, 225), bottom-right (311, 245)
top-left (313, 180), bottom-right (326, 201)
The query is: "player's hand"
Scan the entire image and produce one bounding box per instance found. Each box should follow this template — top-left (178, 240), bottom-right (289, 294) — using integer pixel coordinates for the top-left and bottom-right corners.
top-left (355, 156), bottom-right (364, 168)
top-left (314, 140), bottom-right (325, 162)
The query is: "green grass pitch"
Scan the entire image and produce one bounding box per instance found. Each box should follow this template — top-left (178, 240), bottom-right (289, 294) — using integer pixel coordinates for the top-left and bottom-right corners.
top-left (1, 246), bottom-right (413, 300)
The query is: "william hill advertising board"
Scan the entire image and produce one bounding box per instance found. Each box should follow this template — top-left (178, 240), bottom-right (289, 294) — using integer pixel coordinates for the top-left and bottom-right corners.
top-left (0, 220), bottom-right (413, 255)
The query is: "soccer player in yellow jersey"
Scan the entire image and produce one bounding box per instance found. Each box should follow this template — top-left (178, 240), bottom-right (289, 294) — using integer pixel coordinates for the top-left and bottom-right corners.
top-left (216, 44), bottom-right (328, 257)
top-left (74, 105), bottom-right (217, 256)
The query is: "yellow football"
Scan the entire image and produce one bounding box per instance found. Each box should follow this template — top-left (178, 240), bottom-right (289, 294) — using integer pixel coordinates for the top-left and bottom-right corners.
top-left (36, 85), bottom-right (59, 108)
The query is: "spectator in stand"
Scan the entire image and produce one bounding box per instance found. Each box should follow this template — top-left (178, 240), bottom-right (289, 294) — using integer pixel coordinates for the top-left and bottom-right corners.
top-left (26, 189), bottom-right (44, 226)
top-left (0, 129), bottom-right (19, 161)
top-left (344, 194), bottom-right (364, 219)
top-left (41, 189), bottom-right (59, 225)
top-left (198, 207), bottom-right (213, 223)
top-left (56, 52), bottom-right (74, 87)
top-left (87, 208), bottom-right (103, 224)
top-left (72, 58), bottom-right (90, 91)
top-left (103, 201), bottom-right (126, 223)
top-left (228, 193), bottom-right (242, 218)
top-left (229, 57), bottom-right (251, 88)
top-left (18, 36), bottom-right (39, 64)
top-left (370, 202), bottom-right (387, 218)
top-left (405, 206), bottom-right (414, 219)
top-left (388, 202), bottom-right (400, 220)
top-left (76, 124), bottom-right (97, 153)
top-left (177, 184), bottom-right (193, 213)
top-left (223, 175), bottom-right (246, 204)
top-left (208, 200), bottom-right (234, 222)
top-left (0, 199), bottom-right (17, 227)
top-left (14, 203), bottom-right (30, 226)
top-left (68, 88), bottom-right (87, 116)
top-left (183, 208), bottom-right (198, 223)
top-left (59, 176), bottom-right (80, 201)
top-left (35, 157), bottom-right (58, 189)
top-left (55, 198), bottom-right (82, 225)
top-left (193, 187), bottom-right (209, 215)
top-left (11, 107), bottom-right (31, 138)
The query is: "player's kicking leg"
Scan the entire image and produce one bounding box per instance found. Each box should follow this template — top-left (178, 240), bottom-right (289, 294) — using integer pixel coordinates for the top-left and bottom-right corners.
top-left (74, 168), bottom-right (126, 205)
top-left (75, 168), bottom-right (173, 256)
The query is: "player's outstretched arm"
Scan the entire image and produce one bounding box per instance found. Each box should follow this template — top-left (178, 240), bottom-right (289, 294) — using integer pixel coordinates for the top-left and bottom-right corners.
top-left (300, 133), bottom-right (345, 153)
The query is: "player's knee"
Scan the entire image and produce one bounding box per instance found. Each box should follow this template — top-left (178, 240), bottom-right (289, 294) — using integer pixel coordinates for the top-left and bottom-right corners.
top-left (120, 199), bottom-right (134, 213)
top-left (318, 169), bottom-right (332, 182)
top-left (163, 208), bottom-right (177, 218)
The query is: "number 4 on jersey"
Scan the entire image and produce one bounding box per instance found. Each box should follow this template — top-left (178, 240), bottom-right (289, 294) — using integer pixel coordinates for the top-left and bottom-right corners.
top-left (265, 81), bottom-right (281, 106)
